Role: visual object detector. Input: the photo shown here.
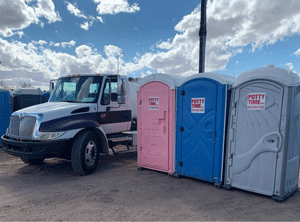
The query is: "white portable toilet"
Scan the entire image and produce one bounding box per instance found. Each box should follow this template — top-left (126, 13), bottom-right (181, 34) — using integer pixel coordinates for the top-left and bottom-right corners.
top-left (224, 66), bottom-right (300, 201)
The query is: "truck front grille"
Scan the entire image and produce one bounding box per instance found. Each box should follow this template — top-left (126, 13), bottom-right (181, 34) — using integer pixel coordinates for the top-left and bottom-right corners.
top-left (9, 116), bottom-right (37, 139)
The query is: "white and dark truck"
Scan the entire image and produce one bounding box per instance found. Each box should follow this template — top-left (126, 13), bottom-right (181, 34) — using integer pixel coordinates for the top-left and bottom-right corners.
top-left (1, 74), bottom-right (138, 175)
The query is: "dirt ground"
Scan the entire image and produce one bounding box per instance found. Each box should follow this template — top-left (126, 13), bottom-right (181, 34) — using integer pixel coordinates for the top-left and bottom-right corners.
top-left (0, 147), bottom-right (300, 221)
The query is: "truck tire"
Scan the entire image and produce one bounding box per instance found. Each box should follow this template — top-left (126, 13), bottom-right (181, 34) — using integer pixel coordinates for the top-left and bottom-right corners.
top-left (20, 157), bottom-right (45, 165)
top-left (71, 131), bottom-right (100, 175)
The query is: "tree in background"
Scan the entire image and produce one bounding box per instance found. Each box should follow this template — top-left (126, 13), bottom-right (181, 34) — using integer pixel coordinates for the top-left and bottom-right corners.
top-left (19, 81), bottom-right (34, 88)
top-left (0, 79), bottom-right (15, 90)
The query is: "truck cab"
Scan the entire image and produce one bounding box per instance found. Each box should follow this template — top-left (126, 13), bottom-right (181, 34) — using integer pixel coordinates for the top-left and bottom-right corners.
top-left (1, 74), bottom-right (137, 175)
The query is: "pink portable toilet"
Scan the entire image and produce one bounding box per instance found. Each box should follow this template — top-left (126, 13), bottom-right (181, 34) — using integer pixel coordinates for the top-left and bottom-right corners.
top-left (137, 74), bottom-right (178, 174)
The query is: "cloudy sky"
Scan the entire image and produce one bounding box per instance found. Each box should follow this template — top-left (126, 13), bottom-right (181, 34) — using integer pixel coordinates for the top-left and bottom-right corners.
top-left (0, 0), bottom-right (300, 90)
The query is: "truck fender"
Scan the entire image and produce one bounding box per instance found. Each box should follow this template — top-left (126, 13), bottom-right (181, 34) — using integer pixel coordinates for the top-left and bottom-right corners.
top-left (72, 127), bottom-right (109, 155)
top-left (93, 127), bottom-right (109, 155)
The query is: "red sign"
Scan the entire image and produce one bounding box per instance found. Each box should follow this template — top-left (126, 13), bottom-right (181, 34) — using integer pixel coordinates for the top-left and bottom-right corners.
top-left (148, 97), bottom-right (159, 110)
top-left (191, 98), bottom-right (205, 113)
top-left (247, 93), bottom-right (266, 110)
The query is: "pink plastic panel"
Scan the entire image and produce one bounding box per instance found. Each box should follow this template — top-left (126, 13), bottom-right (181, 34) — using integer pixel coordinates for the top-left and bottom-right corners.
top-left (137, 82), bottom-right (174, 173)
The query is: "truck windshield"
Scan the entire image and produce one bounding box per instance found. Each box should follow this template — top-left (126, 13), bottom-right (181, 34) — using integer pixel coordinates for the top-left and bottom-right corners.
top-left (49, 76), bottom-right (103, 103)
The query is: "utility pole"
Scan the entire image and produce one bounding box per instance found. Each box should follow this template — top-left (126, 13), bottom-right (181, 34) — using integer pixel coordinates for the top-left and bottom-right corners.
top-left (199, 0), bottom-right (207, 73)
top-left (117, 52), bottom-right (125, 74)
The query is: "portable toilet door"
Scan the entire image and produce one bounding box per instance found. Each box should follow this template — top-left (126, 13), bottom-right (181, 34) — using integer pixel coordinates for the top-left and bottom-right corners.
top-left (224, 66), bottom-right (300, 201)
top-left (0, 89), bottom-right (11, 146)
top-left (175, 73), bottom-right (235, 184)
top-left (137, 74), bottom-right (177, 174)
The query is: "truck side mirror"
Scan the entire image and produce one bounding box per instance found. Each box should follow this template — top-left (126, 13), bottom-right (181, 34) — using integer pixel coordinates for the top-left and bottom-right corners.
top-left (117, 95), bottom-right (125, 104)
top-left (117, 78), bottom-right (126, 104)
top-left (49, 79), bottom-right (57, 94)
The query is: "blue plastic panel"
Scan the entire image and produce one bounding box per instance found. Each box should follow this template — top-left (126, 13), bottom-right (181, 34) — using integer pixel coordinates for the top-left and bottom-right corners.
top-left (0, 90), bottom-right (11, 145)
top-left (175, 78), bottom-right (227, 183)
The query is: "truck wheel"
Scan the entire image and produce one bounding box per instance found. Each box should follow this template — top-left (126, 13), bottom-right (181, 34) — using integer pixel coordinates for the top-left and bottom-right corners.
top-left (20, 157), bottom-right (45, 165)
top-left (71, 131), bottom-right (99, 175)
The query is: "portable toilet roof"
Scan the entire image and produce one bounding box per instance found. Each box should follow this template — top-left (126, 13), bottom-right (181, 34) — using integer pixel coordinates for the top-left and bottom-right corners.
top-left (0, 88), bottom-right (9, 92)
top-left (178, 72), bottom-right (236, 86)
top-left (12, 88), bottom-right (43, 95)
top-left (138, 73), bottom-right (183, 90)
top-left (235, 66), bottom-right (300, 87)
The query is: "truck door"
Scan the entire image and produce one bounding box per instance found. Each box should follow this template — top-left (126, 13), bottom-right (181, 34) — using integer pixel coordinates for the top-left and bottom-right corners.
top-left (99, 76), bottom-right (131, 134)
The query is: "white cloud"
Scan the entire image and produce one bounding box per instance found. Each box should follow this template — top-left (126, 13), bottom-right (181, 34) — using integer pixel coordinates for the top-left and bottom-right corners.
top-left (285, 62), bottom-right (294, 70)
top-left (141, 0), bottom-right (300, 75)
top-left (97, 16), bottom-right (104, 24)
top-left (156, 39), bottom-right (172, 50)
top-left (0, 0), bottom-right (61, 37)
top-left (93, 0), bottom-right (140, 15)
top-left (1, 0), bottom-right (300, 88)
top-left (65, 1), bottom-right (87, 19)
top-left (80, 21), bottom-right (90, 31)
top-left (65, 1), bottom-right (104, 29)
top-left (49, 40), bottom-right (76, 48)
top-left (293, 48), bottom-right (300, 56)
top-left (0, 38), bottom-right (126, 88)
top-left (61, 40), bottom-right (76, 48)
top-left (75, 45), bottom-right (94, 58)
top-left (34, 0), bottom-right (62, 23)
top-left (104, 45), bottom-right (122, 57)
top-left (32, 40), bottom-right (48, 45)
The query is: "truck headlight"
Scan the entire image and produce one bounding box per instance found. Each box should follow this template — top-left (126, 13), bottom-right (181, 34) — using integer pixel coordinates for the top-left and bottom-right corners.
top-left (38, 132), bottom-right (66, 140)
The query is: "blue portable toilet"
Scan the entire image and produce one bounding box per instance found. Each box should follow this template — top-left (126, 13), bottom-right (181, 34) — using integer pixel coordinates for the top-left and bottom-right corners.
top-left (0, 89), bottom-right (12, 146)
top-left (175, 73), bottom-right (235, 185)
top-left (42, 91), bottom-right (50, 103)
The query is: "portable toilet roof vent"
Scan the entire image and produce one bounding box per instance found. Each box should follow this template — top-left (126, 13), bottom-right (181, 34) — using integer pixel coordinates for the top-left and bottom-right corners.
top-left (138, 73), bottom-right (179, 90)
top-left (235, 67), bottom-right (300, 87)
top-left (178, 72), bottom-right (236, 86)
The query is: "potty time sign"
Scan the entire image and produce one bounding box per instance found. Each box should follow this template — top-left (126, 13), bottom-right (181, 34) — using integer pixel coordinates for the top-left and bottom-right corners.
top-left (191, 98), bottom-right (205, 113)
top-left (148, 97), bottom-right (159, 110)
top-left (247, 93), bottom-right (266, 110)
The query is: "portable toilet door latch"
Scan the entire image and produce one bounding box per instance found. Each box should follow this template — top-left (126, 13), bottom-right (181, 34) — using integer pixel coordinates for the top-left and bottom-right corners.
top-left (213, 131), bottom-right (217, 144)
top-left (180, 126), bottom-right (184, 132)
top-left (179, 161), bottom-right (183, 167)
top-left (181, 90), bottom-right (185, 96)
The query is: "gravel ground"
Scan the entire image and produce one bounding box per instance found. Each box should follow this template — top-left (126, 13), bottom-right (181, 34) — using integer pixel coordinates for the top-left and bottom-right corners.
top-left (0, 147), bottom-right (300, 221)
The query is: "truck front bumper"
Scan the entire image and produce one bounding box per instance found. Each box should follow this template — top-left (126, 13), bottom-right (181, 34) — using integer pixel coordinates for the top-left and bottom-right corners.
top-left (1, 135), bottom-right (68, 159)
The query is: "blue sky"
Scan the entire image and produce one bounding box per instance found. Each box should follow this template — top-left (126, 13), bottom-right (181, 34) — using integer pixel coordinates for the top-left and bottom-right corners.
top-left (0, 0), bottom-right (300, 90)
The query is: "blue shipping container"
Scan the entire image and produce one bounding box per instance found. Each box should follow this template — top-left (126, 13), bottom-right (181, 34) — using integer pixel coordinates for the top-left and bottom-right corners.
top-left (175, 73), bottom-right (235, 184)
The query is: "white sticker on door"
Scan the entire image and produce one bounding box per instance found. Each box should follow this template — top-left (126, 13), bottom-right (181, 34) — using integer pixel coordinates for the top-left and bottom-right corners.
top-left (247, 93), bottom-right (266, 110)
top-left (191, 98), bottom-right (205, 113)
top-left (148, 97), bottom-right (159, 110)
